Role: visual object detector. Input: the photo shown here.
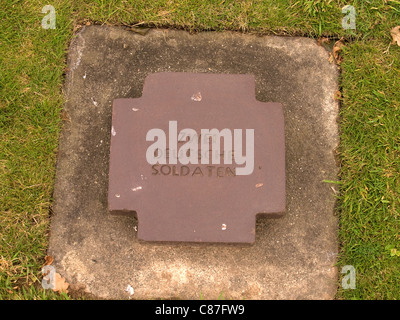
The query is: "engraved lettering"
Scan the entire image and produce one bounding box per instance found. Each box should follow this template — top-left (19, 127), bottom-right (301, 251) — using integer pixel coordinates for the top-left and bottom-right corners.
top-left (181, 165), bottom-right (190, 176)
top-left (152, 164), bottom-right (159, 175)
top-left (217, 167), bottom-right (225, 177)
top-left (146, 121), bottom-right (254, 175)
top-left (192, 166), bottom-right (203, 176)
top-left (206, 166), bottom-right (215, 177)
top-left (151, 165), bottom-right (237, 177)
top-left (226, 167), bottom-right (236, 176)
top-left (160, 165), bottom-right (171, 175)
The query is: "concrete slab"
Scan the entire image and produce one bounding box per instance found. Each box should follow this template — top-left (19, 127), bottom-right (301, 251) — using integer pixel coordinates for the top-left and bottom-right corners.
top-left (48, 26), bottom-right (339, 299)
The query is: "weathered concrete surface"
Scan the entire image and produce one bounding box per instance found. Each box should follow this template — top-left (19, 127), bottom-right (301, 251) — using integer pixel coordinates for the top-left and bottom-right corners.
top-left (48, 26), bottom-right (339, 299)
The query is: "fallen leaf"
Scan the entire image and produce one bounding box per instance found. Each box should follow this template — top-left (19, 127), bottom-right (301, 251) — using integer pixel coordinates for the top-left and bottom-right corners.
top-left (317, 37), bottom-right (330, 46)
top-left (44, 255), bottom-right (53, 266)
top-left (61, 110), bottom-right (70, 122)
top-left (53, 272), bottom-right (69, 293)
top-left (390, 26), bottom-right (400, 46)
top-left (157, 10), bottom-right (172, 16)
top-left (130, 27), bottom-right (150, 36)
top-left (328, 53), bottom-right (334, 64)
top-left (332, 37), bottom-right (345, 65)
top-left (334, 90), bottom-right (342, 101)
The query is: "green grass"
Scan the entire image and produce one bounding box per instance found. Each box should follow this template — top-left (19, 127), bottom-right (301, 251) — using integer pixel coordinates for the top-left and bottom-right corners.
top-left (0, 0), bottom-right (73, 299)
top-left (336, 39), bottom-right (400, 299)
top-left (0, 0), bottom-right (399, 299)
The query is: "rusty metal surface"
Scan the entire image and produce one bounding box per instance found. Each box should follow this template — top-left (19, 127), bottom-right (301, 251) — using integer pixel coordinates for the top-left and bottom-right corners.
top-left (108, 72), bottom-right (285, 243)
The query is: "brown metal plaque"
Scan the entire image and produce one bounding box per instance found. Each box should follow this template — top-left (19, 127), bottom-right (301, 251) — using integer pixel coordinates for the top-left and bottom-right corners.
top-left (108, 72), bottom-right (285, 243)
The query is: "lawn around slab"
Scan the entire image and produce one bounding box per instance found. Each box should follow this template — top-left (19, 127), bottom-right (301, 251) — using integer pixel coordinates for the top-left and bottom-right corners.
top-left (0, 0), bottom-right (399, 300)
